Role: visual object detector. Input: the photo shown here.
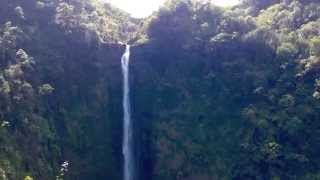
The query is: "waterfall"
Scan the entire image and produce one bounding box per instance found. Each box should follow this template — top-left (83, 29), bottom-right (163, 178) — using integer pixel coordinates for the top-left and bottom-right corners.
top-left (121, 45), bottom-right (134, 180)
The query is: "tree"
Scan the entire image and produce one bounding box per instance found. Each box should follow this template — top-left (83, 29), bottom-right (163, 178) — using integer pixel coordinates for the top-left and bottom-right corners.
top-left (310, 37), bottom-right (320, 56)
top-left (242, 0), bottom-right (280, 10)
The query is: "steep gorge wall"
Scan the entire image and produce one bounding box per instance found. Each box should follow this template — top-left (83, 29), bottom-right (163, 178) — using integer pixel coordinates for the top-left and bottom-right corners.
top-left (0, 0), bottom-right (320, 180)
top-left (0, 0), bottom-right (129, 179)
top-left (130, 0), bottom-right (320, 179)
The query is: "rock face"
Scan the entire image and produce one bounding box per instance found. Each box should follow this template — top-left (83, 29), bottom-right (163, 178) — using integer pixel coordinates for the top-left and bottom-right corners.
top-left (0, 0), bottom-right (320, 180)
top-left (0, 0), bottom-right (128, 179)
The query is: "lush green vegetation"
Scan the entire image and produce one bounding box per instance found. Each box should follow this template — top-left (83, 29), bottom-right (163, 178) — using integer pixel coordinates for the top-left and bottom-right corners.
top-left (0, 0), bottom-right (319, 179)
top-left (133, 0), bottom-right (320, 179)
top-left (0, 0), bottom-right (131, 179)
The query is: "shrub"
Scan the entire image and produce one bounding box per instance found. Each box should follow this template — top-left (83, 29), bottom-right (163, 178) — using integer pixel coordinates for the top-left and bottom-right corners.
top-left (14, 6), bottom-right (25, 19)
top-left (277, 42), bottom-right (299, 60)
top-left (310, 37), bottom-right (320, 56)
top-left (24, 176), bottom-right (33, 180)
top-left (38, 84), bottom-right (54, 95)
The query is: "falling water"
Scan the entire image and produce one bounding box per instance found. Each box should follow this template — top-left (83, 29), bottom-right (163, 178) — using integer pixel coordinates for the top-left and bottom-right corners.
top-left (121, 45), bottom-right (134, 180)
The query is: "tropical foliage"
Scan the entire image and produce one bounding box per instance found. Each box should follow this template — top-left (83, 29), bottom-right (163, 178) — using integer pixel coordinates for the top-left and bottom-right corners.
top-left (0, 0), bottom-right (319, 180)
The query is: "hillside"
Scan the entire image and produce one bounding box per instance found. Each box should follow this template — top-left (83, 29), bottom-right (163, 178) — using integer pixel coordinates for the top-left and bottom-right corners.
top-left (0, 0), bottom-right (320, 180)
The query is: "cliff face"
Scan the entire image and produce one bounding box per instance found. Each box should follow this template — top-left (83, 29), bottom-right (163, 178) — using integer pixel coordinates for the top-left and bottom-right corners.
top-left (0, 0), bottom-right (128, 179)
top-left (0, 0), bottom-right (320, 180)
top-left (131, 0), bottom-right (320, 179)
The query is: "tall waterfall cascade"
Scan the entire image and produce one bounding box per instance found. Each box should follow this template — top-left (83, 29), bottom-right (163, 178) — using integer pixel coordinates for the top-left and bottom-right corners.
top-left (121, 45), bottom-right (134, 180)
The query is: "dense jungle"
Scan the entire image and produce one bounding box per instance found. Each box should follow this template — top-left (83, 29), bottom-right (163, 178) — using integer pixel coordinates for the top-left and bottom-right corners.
top-left (0, 0), bottom-right (320, 179)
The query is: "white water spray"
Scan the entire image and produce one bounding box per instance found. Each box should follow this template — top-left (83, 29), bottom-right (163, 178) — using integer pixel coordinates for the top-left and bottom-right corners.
top-left (121, 45), bottom-right (134, 180)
